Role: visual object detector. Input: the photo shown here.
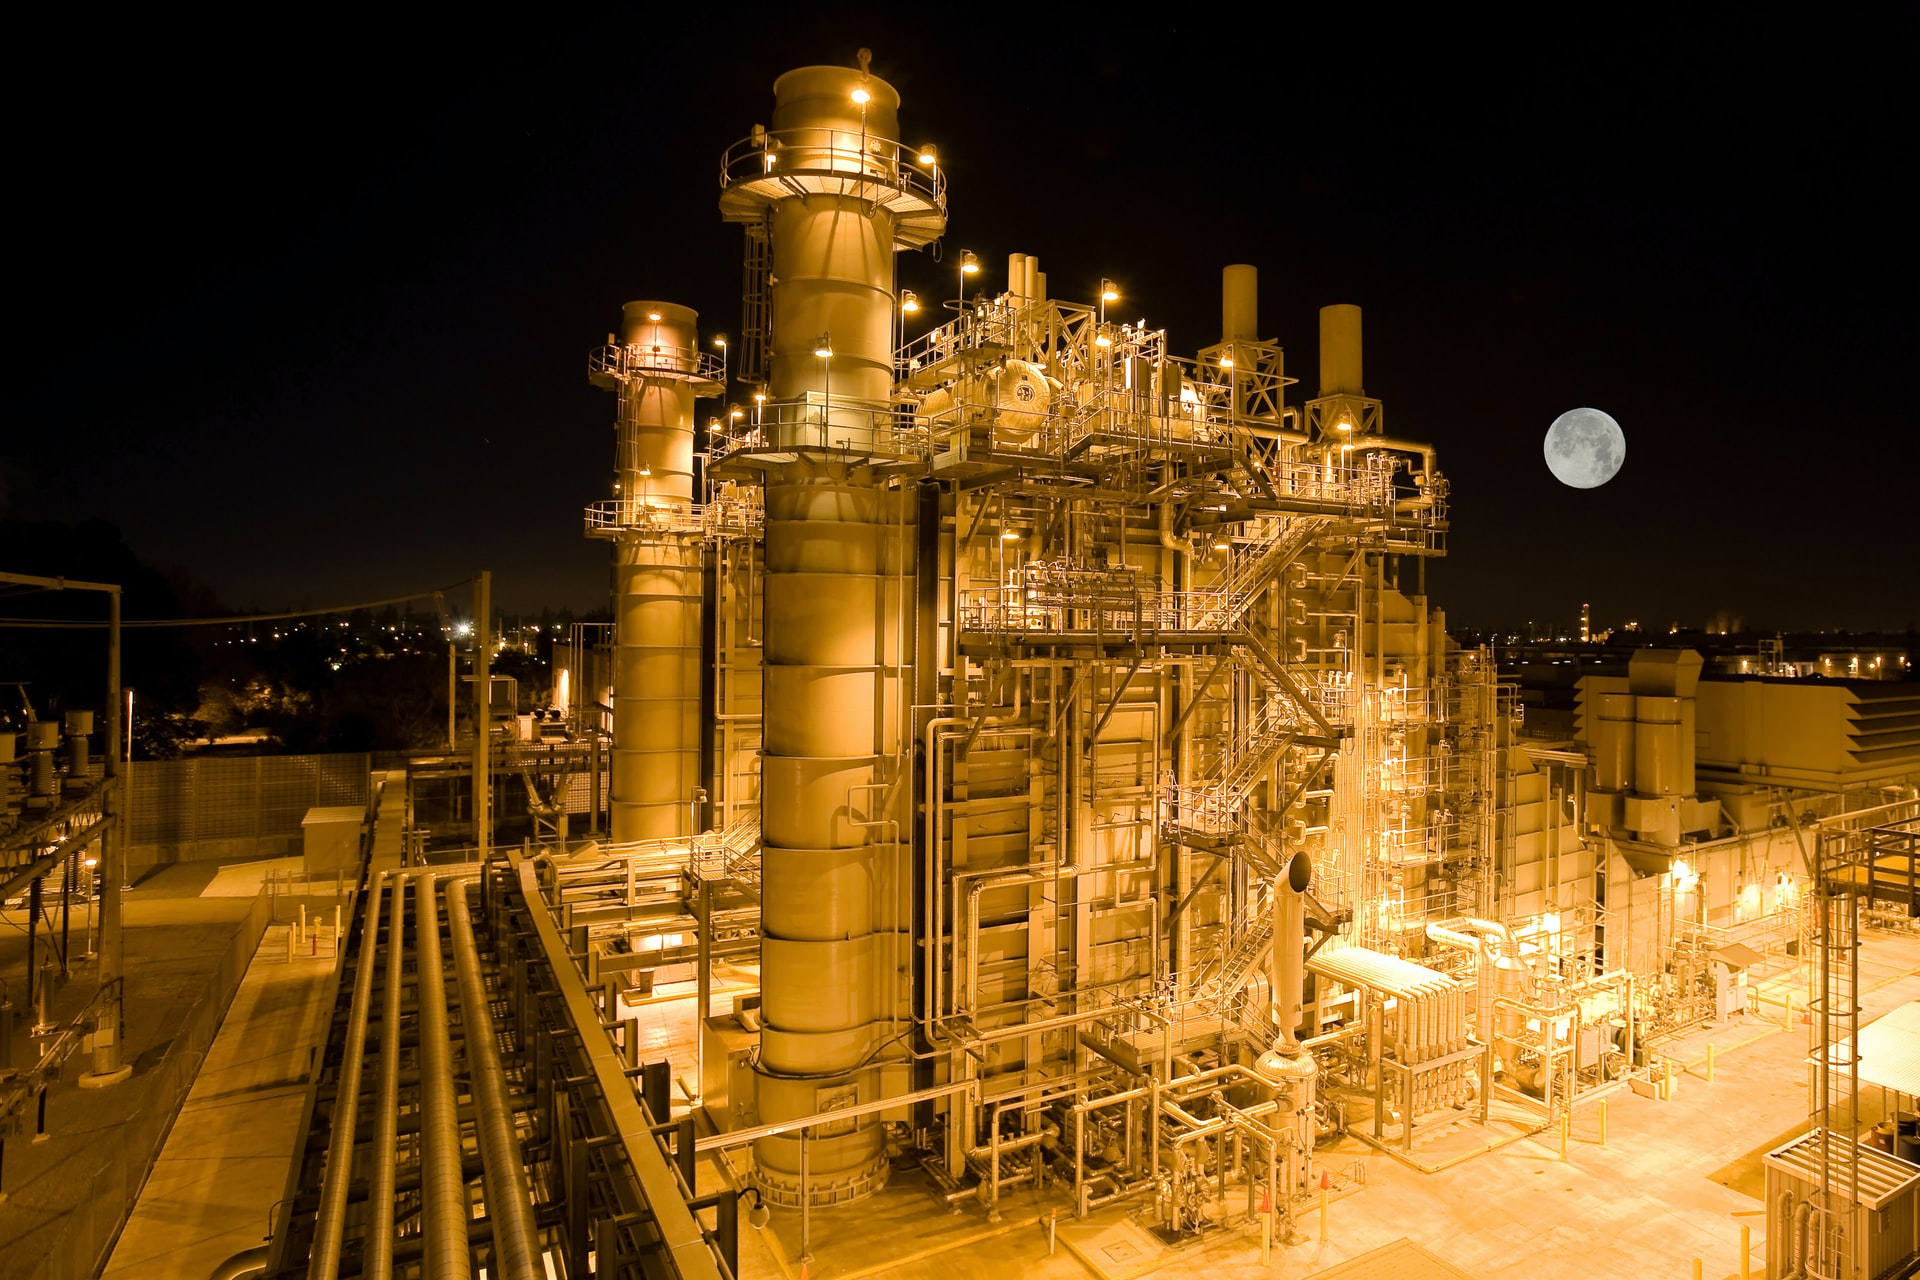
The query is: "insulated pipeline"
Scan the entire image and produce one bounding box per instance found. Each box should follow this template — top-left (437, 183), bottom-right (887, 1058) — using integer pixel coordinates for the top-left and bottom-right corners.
top-left (446, 879), bottom-right (541, 1279)
top-left (310, 874), bottom-right (386, 1279)
top-left (415, 874), bottom-right (469, 1279)
top-left (364, 877), bottom-right (407, 1280)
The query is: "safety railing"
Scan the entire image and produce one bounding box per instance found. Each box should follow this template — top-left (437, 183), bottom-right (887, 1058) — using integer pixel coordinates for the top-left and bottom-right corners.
top-left (708, 394), bottom-right (929, 463)
top-left (588, 342), bottom-right (725, 386)
top-left (720, 127), bottom-right (947, 212)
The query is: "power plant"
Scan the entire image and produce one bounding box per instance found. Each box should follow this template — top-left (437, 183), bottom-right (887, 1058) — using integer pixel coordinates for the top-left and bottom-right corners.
top-left (5, 49), bottom-right (1920, 1280)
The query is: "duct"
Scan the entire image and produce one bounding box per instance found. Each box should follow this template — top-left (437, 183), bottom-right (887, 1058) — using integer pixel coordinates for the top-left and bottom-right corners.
top-left (365, 877), bottom-right (406, 1280)
top-left (446, 879), bottom-right (540, 1278)
top-left (310, 874), bottom-right (386, 1279)
top-left (414, 874), bottom-right (469, 1279)
top-left (609, 301), bottom-right (704, 843)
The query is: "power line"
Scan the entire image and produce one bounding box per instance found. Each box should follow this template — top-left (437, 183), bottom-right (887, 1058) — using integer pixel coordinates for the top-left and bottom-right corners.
top-left (0, 581), bottom-right (474, 630)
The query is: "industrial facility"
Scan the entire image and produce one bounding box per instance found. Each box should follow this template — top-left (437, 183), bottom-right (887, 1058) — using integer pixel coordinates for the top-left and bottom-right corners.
top-left (6, 49), bottom-right (1920, 1280)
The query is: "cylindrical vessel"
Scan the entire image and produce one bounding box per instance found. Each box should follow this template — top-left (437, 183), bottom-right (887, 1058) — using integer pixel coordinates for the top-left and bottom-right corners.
top-left (754, 473), bottom-right (912, 1204)
top-left (616, 302), bottom-right (699, 510)
top-left (727, 60), bottom-right (942, 1208)
top-left (1318, 303), bottom-right (1363, 397)
top-left (611, 537), bottom-right (703, 840)
top-left (1593, 691), bottom-right (1636, 791)
top-left (605, 300), bottom-right (705, 843)
top-left (1222, 264), bottom-right (1258, 342)
top-left (1634, 695), bottom-right (1684, 796)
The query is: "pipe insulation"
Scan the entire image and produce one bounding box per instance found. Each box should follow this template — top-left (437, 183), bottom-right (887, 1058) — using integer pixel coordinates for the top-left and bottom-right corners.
top-left (414, 874), bottom-right (470, 1279)
top-left (309, 875), bottom-right (386, 1279)
top-left (447, 879), bottom-right (541, 1278)
top-left (610, 301), bottom-right (703, 842)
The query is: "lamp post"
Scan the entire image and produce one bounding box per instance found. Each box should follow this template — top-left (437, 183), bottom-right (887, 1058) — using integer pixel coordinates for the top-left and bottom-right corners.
top-left (813, 332), bottom-right (833, 437)
top-left (897, 289), bottom-right (919, 375)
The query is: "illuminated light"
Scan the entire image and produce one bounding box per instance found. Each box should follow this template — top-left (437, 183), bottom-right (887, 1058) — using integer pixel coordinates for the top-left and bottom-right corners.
top-left (851, 86), bottom-right (871, 105)
top-left (900, 289), bottom-right (920, 314)
top-left (646, 310), bottom-right (662, 322)
top-left (918, 145), bottom-right (937, 165)
top-left (959, 250), bottom-right (980, 275)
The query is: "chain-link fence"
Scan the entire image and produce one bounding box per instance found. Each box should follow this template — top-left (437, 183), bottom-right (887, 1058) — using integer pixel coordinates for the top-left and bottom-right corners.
top-left (128, 753), bottom-right (370, 870)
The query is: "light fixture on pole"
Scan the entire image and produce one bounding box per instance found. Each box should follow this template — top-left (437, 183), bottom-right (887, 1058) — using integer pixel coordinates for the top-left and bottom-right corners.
top-left (897, 289), bottom-right (919, 372)
top-left (814, 332), bottom-right (833, 430)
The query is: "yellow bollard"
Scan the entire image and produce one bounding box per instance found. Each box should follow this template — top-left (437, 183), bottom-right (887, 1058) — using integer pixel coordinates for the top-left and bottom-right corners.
top-left (1740, 1223), bottom-right (1751, 1280)
top-left (1707, 1043), bottom-right (1716, 1083)
top-left (1599, 1099), bottom-right (1608, 1146)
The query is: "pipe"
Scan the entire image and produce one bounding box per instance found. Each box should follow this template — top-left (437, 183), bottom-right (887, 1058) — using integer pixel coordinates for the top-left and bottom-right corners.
top-left (446, 879), bottom-right (541, 1278)
top-left (364, 876), bottom-right (406, 1280)
top-left (415, 874), bottom-right (469, 1279)
top-left (208, 1247), bottom-right (269, 1280)
top-left (310, 874), bottom-right (386, 1279)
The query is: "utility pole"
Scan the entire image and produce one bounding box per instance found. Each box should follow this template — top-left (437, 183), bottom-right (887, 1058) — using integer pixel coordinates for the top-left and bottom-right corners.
top-left (473, 571), bottom-right (491, 861)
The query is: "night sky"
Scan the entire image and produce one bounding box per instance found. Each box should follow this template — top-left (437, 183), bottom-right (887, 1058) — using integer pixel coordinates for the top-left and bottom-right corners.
top-left (9, 12), bottom-right (1914, 632)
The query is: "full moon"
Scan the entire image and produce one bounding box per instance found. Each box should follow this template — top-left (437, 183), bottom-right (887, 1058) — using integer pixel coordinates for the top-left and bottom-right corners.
top-left (1543, 407), bottom-right (1626, 488)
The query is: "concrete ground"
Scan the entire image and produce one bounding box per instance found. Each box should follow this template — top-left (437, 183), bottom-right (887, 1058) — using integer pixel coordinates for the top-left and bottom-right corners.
top-left (102, 916), bottom-right (338, 1277)
top-left (0, 857), bottom-right (344, 1280)
top-left (684, 928), bottom-right (1920, 1280)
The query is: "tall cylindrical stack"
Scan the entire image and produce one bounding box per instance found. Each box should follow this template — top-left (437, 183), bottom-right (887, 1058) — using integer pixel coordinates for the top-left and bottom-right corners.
top-left (606, 302), bottom-right (704, 843)
top-left (721, 59), bottom-right (945, 1207)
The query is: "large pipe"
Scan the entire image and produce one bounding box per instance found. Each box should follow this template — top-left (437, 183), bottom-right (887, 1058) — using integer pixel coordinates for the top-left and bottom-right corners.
top-left (414, 875), bottom-right (469, 1279)
top-left (310, 874), bottom-right (386, 1279)
top-left (1222, 265), bottom-right (1258, 342)
top-left (1318, 304), bottom-right (1363, 397)
top-left (365, 870), bottom-right (406, 1280)
top-left (446, 879), bottom-right (540, 1278)
top-left (726, 58), bottom-right (945, 1208)
top-left (608, 302), bottom-right (704, 842)
top-left (1271, 853), bottom-right (1312, 1047)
